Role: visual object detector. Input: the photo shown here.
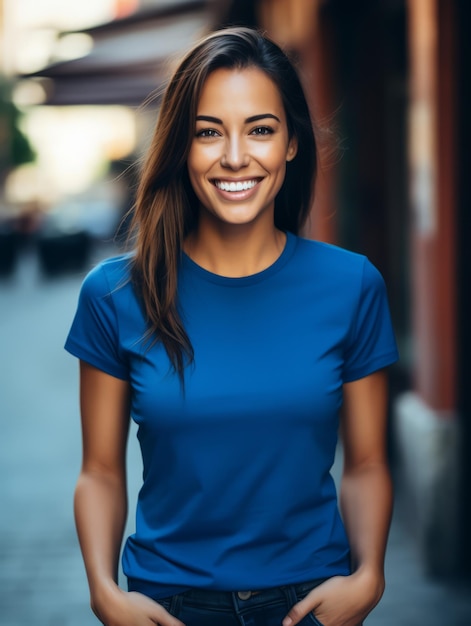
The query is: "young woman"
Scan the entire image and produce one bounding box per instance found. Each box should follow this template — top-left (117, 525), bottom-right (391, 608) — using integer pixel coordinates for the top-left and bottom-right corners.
top-left (65, 27), bottom-right (398, 626)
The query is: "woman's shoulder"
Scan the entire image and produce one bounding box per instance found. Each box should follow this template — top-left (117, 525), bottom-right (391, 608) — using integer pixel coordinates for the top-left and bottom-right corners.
top-left (80, 253), bottom-right (133, 297)
top-left (294, 235), bottom-right (368, 272)
top-left (291, 235), bottom-right (386, 294)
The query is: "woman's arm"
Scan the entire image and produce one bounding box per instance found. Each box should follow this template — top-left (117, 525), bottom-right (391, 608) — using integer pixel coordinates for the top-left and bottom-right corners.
top-left (340, 369), bottom-right (393, 589)
top-left (283, 369), bottom-right (392, 626)
top-left (75, 361), bottom-right (184, 626)
top-left (74, 360), bottom-right (131, 613)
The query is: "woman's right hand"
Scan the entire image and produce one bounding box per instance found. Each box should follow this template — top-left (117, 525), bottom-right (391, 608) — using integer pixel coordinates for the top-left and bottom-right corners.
top-left (92, 585), bottom-right (186, 626)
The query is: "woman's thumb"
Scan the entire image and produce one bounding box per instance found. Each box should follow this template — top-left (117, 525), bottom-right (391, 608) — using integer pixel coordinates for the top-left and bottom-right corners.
top-left (282, 597), bottom-right (313, 626)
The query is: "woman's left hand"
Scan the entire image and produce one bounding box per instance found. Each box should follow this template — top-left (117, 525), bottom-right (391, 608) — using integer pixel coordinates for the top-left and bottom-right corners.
top-left (282, 568), bottom-right (385, 626)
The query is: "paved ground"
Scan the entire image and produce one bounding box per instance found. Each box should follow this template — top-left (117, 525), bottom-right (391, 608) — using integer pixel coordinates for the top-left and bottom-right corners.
top-left (1, 245), bottom-right (470, 626)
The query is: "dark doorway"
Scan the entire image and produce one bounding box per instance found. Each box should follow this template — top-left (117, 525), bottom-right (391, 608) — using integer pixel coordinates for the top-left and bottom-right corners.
top-left (325, 1), bottom-right (411, 447)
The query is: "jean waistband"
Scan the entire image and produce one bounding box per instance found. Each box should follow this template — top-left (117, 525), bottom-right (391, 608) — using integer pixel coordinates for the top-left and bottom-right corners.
top-left (169, 578), bottom-right (327, 608)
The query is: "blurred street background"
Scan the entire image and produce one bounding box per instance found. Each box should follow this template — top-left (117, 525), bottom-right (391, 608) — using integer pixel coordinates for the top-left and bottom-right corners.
top-left (1, 0), bottom-right (471, 624)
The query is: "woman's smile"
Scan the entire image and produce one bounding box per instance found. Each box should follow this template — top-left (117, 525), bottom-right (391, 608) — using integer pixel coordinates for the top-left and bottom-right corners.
top-left (211, 177), bottom-right (263, 203)
top-left (213, 178), bottom-right (260, 192)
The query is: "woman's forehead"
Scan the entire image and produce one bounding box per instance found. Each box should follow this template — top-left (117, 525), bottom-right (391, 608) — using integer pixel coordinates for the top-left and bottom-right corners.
top-left (196, 67), bottom-right (285, 117)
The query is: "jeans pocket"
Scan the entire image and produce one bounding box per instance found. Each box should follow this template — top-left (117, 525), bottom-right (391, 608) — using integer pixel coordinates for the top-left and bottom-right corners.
top-left (300, 613), bottom-right (325, 626)
top-left (157, 597), bottom-right (172, 612)
top-left (158, 594), bottom-right (182, 617)
top-left (295, 583), bottom-right (326, 626)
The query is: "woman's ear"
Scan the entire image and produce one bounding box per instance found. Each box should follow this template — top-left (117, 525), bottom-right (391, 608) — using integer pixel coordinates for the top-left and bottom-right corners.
top-left (286, 136), bottom-right (298, 162)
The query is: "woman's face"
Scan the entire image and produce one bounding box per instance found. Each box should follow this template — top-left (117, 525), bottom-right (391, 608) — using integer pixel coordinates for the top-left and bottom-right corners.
top-left (187, 67), bottom-right (297, 231)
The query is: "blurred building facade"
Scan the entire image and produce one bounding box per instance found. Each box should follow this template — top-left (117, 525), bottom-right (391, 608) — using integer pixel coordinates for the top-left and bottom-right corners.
top-left (13, 0), bottom-right (471, 578)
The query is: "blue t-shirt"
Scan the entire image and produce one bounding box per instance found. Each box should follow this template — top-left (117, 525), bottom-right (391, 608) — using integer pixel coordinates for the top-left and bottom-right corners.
top-left (65, 232), bottom-right (398, 600)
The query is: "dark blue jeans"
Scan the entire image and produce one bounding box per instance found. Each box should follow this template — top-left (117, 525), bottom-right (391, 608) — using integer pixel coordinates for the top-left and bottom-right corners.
top-left (158, 579), bottom-right (326, 626)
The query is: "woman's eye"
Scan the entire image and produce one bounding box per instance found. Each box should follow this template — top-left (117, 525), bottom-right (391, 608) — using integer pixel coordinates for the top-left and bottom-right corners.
top-left (251, 126), bottom-right (273, 136)
top-left (196, 128), bottom-right (219, 138)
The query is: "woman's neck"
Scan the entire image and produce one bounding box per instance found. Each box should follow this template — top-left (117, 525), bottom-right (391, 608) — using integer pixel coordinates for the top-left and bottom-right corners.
top-left (184, 222), bottom-right (286, 278)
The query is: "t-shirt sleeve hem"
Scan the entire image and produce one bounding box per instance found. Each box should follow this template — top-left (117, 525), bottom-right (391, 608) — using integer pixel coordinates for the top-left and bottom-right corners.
top-left (343, 350), bottom-right (399, 383)
top-left (64, 339), bottom-right (130, 381)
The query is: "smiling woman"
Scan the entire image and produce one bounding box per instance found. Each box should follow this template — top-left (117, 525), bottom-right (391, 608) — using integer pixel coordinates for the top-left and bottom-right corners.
top-left (186, 67), bottom-right (298, 271)
top-left (65, 27), bottom-right (398, 626)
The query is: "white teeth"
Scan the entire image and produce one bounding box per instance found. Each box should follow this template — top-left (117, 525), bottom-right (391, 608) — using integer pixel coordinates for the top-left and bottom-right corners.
top-left (215, 179), bottom-right (258, 192)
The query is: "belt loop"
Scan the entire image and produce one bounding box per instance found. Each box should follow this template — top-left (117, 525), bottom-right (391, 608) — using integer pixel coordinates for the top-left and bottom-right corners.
top-left (169, 592), bottom-right (183, 616)
top-left (282, 583), bottom-right (298, 611)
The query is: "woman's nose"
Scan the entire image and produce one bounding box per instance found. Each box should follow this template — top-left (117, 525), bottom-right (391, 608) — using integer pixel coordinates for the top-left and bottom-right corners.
top-left (221, 137), bottom-right (249, 170)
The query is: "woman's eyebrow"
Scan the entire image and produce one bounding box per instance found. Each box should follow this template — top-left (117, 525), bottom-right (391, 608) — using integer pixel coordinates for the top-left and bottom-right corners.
top-left (196, 115), bottom-right (223, 124)
top-left (195, 113), bottom-right (281, 124)
top-left (245, 113), bottom-right (281, 123)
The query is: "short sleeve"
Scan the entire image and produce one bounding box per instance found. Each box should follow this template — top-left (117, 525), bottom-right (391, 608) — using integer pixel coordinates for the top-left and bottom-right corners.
top-left (64, 264), bottom-right (129, 380)
top-left (343, 258), bottom-right (399, 382)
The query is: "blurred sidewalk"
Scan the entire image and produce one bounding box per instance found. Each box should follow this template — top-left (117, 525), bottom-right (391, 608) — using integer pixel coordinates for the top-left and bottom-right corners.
top-left (1, 247), bottom-right (470, 626)
top-left (376, 505), bottom-right (471, 625)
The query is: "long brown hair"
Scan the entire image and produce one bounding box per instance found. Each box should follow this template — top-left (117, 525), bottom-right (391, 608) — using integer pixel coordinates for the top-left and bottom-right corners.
top-left (130, 27), bottom-right (318, 381)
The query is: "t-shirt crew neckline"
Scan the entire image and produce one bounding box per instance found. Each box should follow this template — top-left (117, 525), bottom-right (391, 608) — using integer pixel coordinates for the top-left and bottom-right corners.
top-left (181, 231), bottom-right (297, 287)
